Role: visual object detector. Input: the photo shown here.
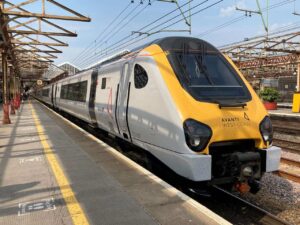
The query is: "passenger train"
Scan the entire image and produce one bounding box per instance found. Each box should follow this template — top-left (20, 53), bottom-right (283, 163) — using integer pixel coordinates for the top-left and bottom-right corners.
top-left (35, 37), bottom-right (281, 193)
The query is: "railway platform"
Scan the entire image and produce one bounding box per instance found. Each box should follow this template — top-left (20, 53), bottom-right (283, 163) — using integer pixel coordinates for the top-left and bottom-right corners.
top-left (268, 108), bottom-right (300, 120)
top-left (0, 100), bottom-right (229, 225)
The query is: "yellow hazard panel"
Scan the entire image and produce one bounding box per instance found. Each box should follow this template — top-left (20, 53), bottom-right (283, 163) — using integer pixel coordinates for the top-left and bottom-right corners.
top-left (292, 93), bottom-right (300, 113)
top-left (143, 44), bottom-right (268, 153)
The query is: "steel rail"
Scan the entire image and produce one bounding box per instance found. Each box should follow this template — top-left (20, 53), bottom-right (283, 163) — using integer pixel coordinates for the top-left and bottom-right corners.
top-left (281, 157), bottom-right (300, 168)
top-left (212, 185), bottom-right (292, 225)
top-left (273, 138), bottom-right (300, 147)
top-left (275, 170), bottom-right (300, 184)
top-left (273, 125), bottom-right (300, 135)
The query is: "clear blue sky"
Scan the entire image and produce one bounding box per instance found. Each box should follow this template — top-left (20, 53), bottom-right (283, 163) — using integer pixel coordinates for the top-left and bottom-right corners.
top-left (19, 0), bottom-right (300, 68)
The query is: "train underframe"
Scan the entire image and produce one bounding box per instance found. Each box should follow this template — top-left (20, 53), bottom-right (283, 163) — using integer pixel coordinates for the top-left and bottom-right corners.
top-left (209, 140), bottom-right (269, 193)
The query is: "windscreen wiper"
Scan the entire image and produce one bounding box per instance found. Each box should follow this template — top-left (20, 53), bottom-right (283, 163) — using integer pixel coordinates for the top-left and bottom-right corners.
top-left (195, 55), bottom-right (214, 85)
top-left (218, 102), bottom-right (247, 109)
top-left (176, 54), bottom-right (191, 84)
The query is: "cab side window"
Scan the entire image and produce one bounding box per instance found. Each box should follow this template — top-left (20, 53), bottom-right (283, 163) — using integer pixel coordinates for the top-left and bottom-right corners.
top-left (134, 64), bottom-right (148, 89)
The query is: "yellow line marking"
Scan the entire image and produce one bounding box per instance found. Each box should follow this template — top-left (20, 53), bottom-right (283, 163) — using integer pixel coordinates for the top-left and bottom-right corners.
top-left (29, 101), bottom-right (89, 225)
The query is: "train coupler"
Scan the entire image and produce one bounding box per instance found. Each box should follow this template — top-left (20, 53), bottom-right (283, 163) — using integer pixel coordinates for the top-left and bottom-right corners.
top-left (234, 179), bottom-right (261, 194)
top-left (234, 181), bottom-right (250, 193)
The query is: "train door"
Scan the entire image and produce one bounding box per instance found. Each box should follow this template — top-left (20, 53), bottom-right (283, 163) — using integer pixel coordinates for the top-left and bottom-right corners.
top-left (51, 84), bottom-right (54, 106)
top-left (53, 83), bottom-right (58, 108)
top-left (117, 63), bottom-right (132, 141)
top-left (88, 70), bottom-right (98, 126)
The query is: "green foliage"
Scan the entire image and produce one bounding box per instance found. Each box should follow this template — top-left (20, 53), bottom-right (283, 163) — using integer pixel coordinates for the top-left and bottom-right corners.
top-left (259, 87), bottom-right (280, 102)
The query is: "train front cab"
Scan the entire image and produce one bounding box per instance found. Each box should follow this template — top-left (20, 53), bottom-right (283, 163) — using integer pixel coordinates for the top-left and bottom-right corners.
top-left (144, 37), bottom-right (281, 193)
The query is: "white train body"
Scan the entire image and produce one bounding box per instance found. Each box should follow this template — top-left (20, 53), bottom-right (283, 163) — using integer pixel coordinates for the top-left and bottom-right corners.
top-left (36, 37), bottom-right (281, 188)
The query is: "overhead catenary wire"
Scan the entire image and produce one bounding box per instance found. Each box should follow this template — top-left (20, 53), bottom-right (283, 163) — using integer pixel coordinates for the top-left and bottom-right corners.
top-left (138, 0), bottom-right (195, 32)
top-left (73, 1), bottom-right (152, 66)
top-left (77, 0), bottom-right (210, 68)
top-left (93, 0), bottom-right (156, 61)
top-left (71, 1), bottom-right (134, 65)
top-left (196, 0), bottom-right (294, 38)
top-left (78, 1), bottom-right (213, 68)
top-left (76, 0), bottom-right (196, 67)
top-left (79, 0), bottom-right (223, 69)
top-left (75, 0), bottom-right (181, 67)
top-left (76, 0), bottom-right (293, 69)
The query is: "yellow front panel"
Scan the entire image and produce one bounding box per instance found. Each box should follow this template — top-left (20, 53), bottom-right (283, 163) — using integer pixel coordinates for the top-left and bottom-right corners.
top-left (143, 44), bottom-right (269, 153)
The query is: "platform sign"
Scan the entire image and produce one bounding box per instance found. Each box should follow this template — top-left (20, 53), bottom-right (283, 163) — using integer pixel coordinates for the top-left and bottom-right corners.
top-left (37, 80), bottom-right (43, 86)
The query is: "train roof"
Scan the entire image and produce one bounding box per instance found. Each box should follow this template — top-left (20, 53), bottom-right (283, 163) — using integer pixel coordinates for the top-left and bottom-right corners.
top-left (67, 36), bottom-right (211, 76)
top-left (90, 36), bottom-right (209, 68)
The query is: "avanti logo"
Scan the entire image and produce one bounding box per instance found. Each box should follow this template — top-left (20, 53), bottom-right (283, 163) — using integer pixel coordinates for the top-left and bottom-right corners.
top-left (221, 117), bottom-right (239, 123)
top-left (244, 112), bottom-right (250, 121)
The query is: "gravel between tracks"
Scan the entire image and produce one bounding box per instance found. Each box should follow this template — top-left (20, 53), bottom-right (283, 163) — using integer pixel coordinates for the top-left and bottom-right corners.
top-left (242, 173), bottom-right (300, 225)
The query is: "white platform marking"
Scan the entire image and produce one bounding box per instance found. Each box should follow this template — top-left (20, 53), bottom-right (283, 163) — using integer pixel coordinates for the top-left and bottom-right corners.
top-left (18, 198), bottom-right (56, 216)
top-left (19, 137), bottom-right (38, 142)
top-left (19, 156), bottom-right (43, 164)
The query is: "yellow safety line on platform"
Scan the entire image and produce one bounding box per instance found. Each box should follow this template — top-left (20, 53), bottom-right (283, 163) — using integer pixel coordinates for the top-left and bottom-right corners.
top-left (29, 101), bottom-right (90, 225)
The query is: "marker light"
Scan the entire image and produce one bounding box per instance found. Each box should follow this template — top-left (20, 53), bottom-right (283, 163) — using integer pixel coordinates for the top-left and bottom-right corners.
top-left (183, 119), bottom-right (212, 152)
top-left (259, 116), bottom-right (273, 145)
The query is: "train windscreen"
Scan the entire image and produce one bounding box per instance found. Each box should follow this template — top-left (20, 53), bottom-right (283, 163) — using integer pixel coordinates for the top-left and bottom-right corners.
top-left (157, 37), bottom-right (251, 103)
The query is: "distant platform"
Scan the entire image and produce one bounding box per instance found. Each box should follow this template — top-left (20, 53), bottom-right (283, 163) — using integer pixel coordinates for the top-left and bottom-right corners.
top-left (277, 103), bottom-right (292, 108)
top-left (268, 108), bottom-right (300, 120)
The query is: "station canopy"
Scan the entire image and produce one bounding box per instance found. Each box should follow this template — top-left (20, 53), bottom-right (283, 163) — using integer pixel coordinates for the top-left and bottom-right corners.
top-left (0, 0), bottom-right (90, 84)
top-left (220, 30), bottom-right (300, 79)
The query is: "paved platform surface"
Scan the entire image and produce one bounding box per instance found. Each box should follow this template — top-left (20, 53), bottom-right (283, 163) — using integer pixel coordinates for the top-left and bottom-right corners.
top-left (0, 100), bottom-right (229, 225)
top-left (277, 102), bottom-right (292, 108)
top-left (268, 108), bottom-right (300, 119)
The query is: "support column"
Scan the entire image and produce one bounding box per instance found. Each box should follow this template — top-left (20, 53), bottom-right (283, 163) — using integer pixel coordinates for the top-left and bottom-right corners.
top-left (15, 76), bottom-right (21, 109)
top-left (9, 67), bottom-right (15, 115)
top-left (2, 51), bottom-right (11, 124)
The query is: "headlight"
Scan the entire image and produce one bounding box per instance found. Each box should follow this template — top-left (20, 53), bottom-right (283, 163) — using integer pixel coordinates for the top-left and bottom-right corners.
top-left (183, 119), bottom-right (212, 152)
top-left (259, 116), bottom-right (273, 145)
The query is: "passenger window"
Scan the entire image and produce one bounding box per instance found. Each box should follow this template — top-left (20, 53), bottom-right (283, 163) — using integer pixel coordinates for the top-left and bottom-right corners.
top-left (134, 64), bottom-right (148, 89)
top-left (101, 78), bottom-right (106, 89)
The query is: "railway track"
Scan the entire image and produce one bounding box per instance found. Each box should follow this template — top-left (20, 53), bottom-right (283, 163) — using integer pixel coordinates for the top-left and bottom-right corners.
top-left (273, 139), bottom-right (300, 154)
top-left (273, 125), bottom-right (300, 136)
top-left (272, 117), bottom-right (300, 183)
top-left (273, 138), bottom-right (300, 146)
top-left (209, 186), bottom-right (292, 225)
top-left (276, 157), bottom-right (300, 184)
top-left (272, 118), bottom-right (300, 136)
top-left (281, 157), bottom-right (300, 168)
top-left (275, 170), bottom-right (300, 184)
